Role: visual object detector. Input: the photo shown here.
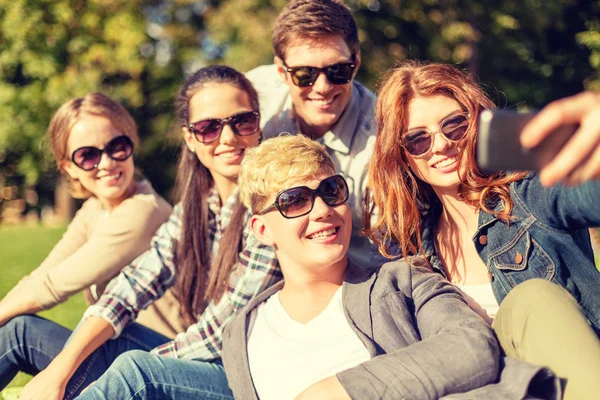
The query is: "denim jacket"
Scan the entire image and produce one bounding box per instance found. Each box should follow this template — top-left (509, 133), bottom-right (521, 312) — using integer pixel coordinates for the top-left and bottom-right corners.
top-left (422, 173), bottom-right (600, 332)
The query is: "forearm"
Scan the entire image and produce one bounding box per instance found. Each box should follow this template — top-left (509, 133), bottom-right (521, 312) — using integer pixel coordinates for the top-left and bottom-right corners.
top-left (44, 316), bottom-right (114, 381)
top-left (0, 285), bottom-right (41, 325)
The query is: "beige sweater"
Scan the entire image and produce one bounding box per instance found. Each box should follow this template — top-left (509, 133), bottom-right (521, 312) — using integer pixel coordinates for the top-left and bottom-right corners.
top-left (14, 180), bottom-right (187, 338)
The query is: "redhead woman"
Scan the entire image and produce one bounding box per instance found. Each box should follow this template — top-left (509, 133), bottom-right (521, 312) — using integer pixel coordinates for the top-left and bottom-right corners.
top-left (0, 93), bottom-right (175, 384)
top-left (12, 65), bottom-right (280, 400)
top-left (367, 61), bottom-right (600, 400)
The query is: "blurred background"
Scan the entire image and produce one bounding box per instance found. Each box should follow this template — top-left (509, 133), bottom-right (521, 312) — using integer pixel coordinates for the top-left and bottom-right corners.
top-left (0, 0), bottom-right (599, 224)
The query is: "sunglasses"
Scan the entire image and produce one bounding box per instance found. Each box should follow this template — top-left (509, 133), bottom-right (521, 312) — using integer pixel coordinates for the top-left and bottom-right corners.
top-left (281, 58), bottom-right (356, 88)
top-left (402, 112), bottom-right (471, 157)
top-left (259, 174), bottom-right (349, 219)
top-left (71, 135), bottom-right (134, 171)
top-left (188, 111), bottom-right (260, 144)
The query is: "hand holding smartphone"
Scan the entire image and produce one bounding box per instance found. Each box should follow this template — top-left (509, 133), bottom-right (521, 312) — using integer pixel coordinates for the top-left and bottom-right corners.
top-left (477, 109), bottom-right (576, 173)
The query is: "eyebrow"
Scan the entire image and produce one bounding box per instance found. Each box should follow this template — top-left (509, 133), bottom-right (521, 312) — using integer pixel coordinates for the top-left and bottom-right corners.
top-left (406, 109), bottom-right (463, 132)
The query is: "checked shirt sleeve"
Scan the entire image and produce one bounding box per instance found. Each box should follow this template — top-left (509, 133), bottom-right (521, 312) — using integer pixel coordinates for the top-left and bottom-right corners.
top-left (150, 234), bottom-right (282, 360)
top-left (82, 205), bottom-right (183, 338)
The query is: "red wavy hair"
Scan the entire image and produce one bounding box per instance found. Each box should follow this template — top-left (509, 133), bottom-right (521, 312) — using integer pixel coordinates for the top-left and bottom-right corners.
top-left (367, 60), bottom-right (526, 259)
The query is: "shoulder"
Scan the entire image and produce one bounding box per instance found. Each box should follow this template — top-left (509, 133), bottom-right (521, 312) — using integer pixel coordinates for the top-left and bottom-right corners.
top-left (107, 181), bottom-right (172, 230)
top-left (246, 64), bottom-right (286, 92)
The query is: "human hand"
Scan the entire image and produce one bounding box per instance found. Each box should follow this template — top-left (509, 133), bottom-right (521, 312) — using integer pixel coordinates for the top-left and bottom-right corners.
top-left (20, 366), bottom-right (68, 400)
top-left (294, 376), bottom-right (351, 400)
top-left (520, 91), bottom-right (600, 186)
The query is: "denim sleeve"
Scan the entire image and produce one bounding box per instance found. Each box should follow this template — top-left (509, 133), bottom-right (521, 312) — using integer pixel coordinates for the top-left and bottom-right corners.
top-left (513, 173), bottom-right (600, 230)
top-left (337, 260), bottom-right (499, 399)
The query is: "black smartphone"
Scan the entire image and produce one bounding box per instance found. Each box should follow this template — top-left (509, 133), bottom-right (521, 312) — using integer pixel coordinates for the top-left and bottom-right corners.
top-left (477, 109), bottom-right (576, 173)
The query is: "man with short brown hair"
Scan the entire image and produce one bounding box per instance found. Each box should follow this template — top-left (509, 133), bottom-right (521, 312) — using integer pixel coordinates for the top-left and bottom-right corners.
top-left (247, 0), bottom-right (384, 268)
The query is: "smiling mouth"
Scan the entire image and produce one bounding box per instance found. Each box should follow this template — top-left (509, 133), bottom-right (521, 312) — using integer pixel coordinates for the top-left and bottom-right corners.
top-left (218, 149), bottom-right (244, 158)
top-left (309, 97), bottom-right (336, 107)
top-left (307, 227), bottom-right (338, 239)
top-left (98, 171), bottom-right (122, 181)
top-left (432, 156), bottom-right (458, 169)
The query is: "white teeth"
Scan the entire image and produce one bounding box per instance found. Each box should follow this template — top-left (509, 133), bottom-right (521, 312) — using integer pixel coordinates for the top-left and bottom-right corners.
top-left (311, 98), bottom-right (333, 106)
top-left (308, 227), bottom-right (337, 239)
top-left (219, 149), bottom-right (243, 158)
top-left (100, 172), bottom-right (121, 180)
top-left (433, 157), bottom-right (457, 169)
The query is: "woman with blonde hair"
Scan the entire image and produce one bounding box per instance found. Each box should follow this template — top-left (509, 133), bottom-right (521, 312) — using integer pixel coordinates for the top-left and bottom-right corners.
top-left (0, 92), bottom-right (173, 387)
top-left (367, 60), bottom-right (600, 400)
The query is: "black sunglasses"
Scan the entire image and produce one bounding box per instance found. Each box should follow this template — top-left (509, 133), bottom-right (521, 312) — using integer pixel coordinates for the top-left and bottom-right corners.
top-left (402, 112), bottom-right (471, 157)
top-left (259, 175), bottom-right (349, 219)
top-left (281, 57), bottom-right (356, 88)
top-left (188, 111), bottom-right (260, 144)
top-left (71, 135), bottom-right (134, 171)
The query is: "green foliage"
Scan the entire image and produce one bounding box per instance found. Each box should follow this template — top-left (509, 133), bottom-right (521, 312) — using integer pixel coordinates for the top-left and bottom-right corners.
top-left (207, 0), bottom-right (599, 108)
top-left (0, 0), bottom-right (598, 216)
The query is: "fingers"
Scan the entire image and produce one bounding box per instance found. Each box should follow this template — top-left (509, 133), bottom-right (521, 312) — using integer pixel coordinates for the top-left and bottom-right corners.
top-left (538, 123), bottom-right (598, 186)
top-left (521, 91), bottom-right (600, 149)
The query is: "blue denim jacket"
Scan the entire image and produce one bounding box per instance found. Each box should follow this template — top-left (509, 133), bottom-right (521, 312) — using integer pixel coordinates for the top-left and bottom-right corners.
top-left (422, 173), bottom-right (600, 332)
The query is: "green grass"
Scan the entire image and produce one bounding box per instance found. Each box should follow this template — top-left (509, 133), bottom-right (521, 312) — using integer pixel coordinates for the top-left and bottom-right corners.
top-left (0, 224), bottom-right (87, 390)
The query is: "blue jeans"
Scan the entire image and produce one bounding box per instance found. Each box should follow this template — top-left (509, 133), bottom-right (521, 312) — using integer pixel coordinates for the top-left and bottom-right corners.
top-left (75, 350), bottom-right (234, 400)
top-left (0, 315), bottom-right (69, 388)
top-left (0, 315), bottom-right (170, 399)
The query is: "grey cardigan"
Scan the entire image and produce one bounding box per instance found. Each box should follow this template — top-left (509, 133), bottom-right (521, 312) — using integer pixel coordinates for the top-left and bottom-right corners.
top-left (222, 257), bottom-right (560, 400)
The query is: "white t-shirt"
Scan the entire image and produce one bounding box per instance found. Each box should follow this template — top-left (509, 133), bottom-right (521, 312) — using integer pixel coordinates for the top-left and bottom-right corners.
top-left (458, 283), bottom-right (499, 324)
top-left (247, 286), bottom-right (371, 400)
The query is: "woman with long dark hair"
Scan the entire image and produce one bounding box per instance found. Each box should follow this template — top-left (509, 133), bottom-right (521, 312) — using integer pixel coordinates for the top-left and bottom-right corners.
top-left (367, 60), bottom-right (600, 400)
top-left (13, 65), bottom-right (280, 400)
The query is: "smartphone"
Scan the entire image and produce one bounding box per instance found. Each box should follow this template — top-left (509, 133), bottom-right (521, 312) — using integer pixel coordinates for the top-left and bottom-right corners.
top-left (477, 109), bottom-right (576, 173)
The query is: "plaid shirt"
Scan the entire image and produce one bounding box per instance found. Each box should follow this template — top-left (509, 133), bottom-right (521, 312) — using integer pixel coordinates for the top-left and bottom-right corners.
top-left (83, 188), bottom-right (282, 360)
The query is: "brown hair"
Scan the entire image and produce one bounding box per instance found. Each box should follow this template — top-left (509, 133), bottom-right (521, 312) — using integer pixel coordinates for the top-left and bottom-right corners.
top-left (272, 0), bottom-right (359, 60)
top-left (367, 60), bottom-right (526, 259)
top-left (173, 65), bottom-right (260, 324)
top-left (48, 93), bottom-right (139, 198)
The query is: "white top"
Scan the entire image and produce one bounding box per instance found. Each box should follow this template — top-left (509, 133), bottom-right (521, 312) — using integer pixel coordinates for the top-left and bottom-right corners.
top-left (458, 283), bottom-right (499, 325)
top-left (247, 286), bottom-right (371, 400)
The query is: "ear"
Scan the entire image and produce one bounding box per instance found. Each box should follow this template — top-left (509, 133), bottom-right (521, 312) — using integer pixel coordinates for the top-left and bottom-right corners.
top-left (59, 159), bottom-right (77, 179)
top-left (182, 126), bottom-right (196, 153)
top-left (250, 215), bottom-right (276, 247)
top-left (352, 51), bottom-right (361, 79)
top-left (274, 56), bottom-right (287, 81)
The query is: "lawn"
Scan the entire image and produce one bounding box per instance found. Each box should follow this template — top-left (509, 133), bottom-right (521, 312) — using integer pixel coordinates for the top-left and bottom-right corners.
top-left (0, 224), bottom-right (87, 391)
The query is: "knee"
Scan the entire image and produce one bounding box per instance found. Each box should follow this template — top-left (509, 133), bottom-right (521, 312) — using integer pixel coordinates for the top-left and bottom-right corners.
top-left (112, 350), bottom-right (150, 371)
top-left (504, 279), bottom-right (574, 311)
top-left (1, 315), bottom-right (37, 338)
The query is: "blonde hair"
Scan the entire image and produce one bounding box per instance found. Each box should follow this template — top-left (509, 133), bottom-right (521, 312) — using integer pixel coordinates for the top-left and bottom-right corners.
top-left (239, 134), bottom-right (335, 213)
top-left (48, 93), bottom-right (139, 198)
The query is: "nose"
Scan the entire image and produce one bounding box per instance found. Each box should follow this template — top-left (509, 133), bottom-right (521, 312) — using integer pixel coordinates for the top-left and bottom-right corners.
top-left (430, 131), bottom-right (452, 154)
top-left (311, 71), bottom-right (333, 93)
top-left (310, 195), bottom-right (333, 220)
top-left (96, 152), bottom-right (116, 170)
top-left (219, 123), bottom-right (238, 145)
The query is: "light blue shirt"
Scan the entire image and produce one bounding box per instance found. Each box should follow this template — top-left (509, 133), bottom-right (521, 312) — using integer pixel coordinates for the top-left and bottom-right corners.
top-left (247, 64), bottom-right (388, 269)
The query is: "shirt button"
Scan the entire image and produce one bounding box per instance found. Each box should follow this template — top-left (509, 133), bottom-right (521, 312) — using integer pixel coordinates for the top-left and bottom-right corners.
top-left (515, 253), bottom-right (523, 264)
top-left (478, 235), bottom-right (488, 245)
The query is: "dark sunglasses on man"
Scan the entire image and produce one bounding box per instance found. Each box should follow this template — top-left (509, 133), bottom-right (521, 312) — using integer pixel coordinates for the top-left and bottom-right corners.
top-left (71, 135), bottom-right (134, 171)
top-left (259, 174), bottom-right (349, 219)
top-left (281, 56), bottom-right (356, 88)
top-left (188, 111), bottom-right (260, 144)
top-left (402, 112), bottom-right (471, 157)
